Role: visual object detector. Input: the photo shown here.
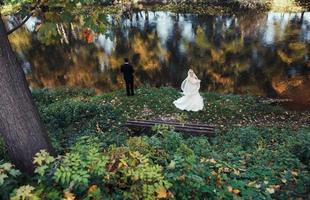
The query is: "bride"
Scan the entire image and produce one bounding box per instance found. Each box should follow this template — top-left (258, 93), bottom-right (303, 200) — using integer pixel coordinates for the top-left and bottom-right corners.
top-left (173, 69), bottom-right (204, 112)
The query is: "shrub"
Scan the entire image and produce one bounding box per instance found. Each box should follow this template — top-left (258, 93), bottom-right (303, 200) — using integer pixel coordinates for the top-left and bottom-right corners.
top-left (39, 99), bottom-right (121, 152)
top-left (0, 162), bottom-right (22, 200)
top-left (105, 146), bottom-right (171, 199)
top-left (32, 87), bottom-right (96, 106)
top-left (0, 87), bottom-right (308, 199)
top-left (10, 185), bottom-right (40, 200)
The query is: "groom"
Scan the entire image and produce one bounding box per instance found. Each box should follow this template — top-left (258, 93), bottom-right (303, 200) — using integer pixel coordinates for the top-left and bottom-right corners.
top-left (120, 58), bottom-right (135, 96)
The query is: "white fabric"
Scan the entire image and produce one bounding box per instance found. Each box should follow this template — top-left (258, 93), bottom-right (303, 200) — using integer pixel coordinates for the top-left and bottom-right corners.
top-left (173, 70), bottom-right (204, 112)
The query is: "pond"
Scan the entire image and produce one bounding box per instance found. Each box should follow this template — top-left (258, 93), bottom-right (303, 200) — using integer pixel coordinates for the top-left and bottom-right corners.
top-left (6, 10), bottom-right (310, 110)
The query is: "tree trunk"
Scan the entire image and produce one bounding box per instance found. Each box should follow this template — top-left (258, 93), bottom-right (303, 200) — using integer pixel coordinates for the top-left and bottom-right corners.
top-left (0, 15), bottom-right (53, 174)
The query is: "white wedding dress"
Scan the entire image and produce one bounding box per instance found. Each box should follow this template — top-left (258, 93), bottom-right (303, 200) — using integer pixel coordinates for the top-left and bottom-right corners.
top-left (173, 70), bottom-right (204, 112)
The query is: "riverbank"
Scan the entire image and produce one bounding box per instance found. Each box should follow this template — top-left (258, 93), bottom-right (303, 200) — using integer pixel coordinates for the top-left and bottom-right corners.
top-left (141, 0), bottom-right (271, 14)
top-left (3, 0), bottom-right (310, 19)
top-left (0, 87), bottom-right (309, 199)
top-left (29, 86), bottom-right (310, 130)
top-left (4, 0), bottom-right (309, 16)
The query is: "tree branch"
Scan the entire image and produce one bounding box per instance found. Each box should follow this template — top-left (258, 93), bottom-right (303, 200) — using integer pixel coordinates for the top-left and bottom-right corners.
top-left (6, 14), bottom-right (32, 35)
top-left (6, 0), bottom-right (41, 35)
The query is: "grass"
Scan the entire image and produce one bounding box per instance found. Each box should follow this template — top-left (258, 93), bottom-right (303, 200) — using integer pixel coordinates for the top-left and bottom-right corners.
top-left (0, 86), bottom-right (309, 199)
top-left (89, 86), bottom-right (309, 129)
top-left (29, 86), bottom-right (310, 155)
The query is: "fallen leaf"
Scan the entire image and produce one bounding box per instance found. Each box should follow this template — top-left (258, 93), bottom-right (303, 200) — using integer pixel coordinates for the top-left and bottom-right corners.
top-left (291, 171), bottom-right (298, 176)
top-left (156, 186), bottom-right (167, 198)
top-left (247, 181), bottom-right (256, 187)
top-left (88, 185), bottom-right (98, 193)
top-left (64, 191), bottom-right (75, 200)
top-left (233, 189), bottom-right (240, 194)
top-left (266, 187), bottom-right (275, 194)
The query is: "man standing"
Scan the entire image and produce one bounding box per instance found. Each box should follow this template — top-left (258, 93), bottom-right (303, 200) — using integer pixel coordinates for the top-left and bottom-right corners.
top-left (120, 58), bottom-right (135, 96)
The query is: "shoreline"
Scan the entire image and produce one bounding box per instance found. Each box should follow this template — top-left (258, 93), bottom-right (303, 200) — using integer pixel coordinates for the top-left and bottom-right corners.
top-left (2, 0), bottom-right (310, 16)
top-left (32, 86), bottom-right (310, 129)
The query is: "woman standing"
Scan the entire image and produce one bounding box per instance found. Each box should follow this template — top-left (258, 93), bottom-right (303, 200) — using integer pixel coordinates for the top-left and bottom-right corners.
top-left (173, 69), bottom-right (204, 112)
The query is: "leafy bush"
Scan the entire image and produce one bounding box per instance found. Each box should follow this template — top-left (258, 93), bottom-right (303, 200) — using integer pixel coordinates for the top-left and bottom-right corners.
top-left (105, 146), bottom-right (171, 199)
top-left (0, 162), bottom-right (22, 199)
top-left (39, 98), bottom-right (122, 152)
top-left (10, 185), bottom-right (41, 200)
top-left (32, 87), bottom-right (96, 106)
top-left (8, 136), bottom-right (171, 199)
top-left (1, 125), bottom-right (310, 199)
top-left (287, 129), bottom-right (310, 166)
top-left (0, 87), bottom-right (309, 199)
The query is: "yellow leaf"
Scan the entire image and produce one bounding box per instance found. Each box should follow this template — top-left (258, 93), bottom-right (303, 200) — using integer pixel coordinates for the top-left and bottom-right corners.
top-left (227, 186), bottom-right (233, 192)
top-left (64, 191), bottom-right (75, 200)
top-left (88, 185), bottom-right (98, 193)
top-left (288, 42), bottom-right (306, 51)
top-left (129, 151), bottom-right (140, 158)
top-left (118, 162), bottom-right (123, 169)
top-left (291, 171), bottom-right (298, 176)
top-left (247, 181), bottom-right (256, 187)
top-left (233, 169), bottom-right (240, 176)
top-left (277, 50), bottom-right (293, 64)
top-left (205, 158), bottom-right (217, 164)
top-left (232, 189), bottom-right (240, 194)
top-left (120, 159), bottom-right (128, 168)
top-left (156, 186), bottom-right (167, 199)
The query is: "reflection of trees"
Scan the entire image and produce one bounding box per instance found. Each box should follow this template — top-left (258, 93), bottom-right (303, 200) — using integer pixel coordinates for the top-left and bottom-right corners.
top-left (271, 0), bottom-right (304, 12)
top-left (8, 11), bottom-right (310, 108)
top-left (272, 74), bottom-right (310, 109)
top-left (184, 11), bottom-right (309, 105)
top-left (185, 15), bottom-right (253, 94)
top-left (8, 29), bottom-right (31, 52)
top-left (9, 26), bottom-right (119, 92)
top-left (107, 17), bottom-right (170, 87)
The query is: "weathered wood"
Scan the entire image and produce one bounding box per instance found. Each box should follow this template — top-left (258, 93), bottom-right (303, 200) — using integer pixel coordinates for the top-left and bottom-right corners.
top-left (125, 119), bottom-right (216, 136)
top-left (126, 123), bottom-right (214, 133)
top-left (126, 121), bottom-right (214, 132)
top-left (130, 119), bottom-right (216, 128)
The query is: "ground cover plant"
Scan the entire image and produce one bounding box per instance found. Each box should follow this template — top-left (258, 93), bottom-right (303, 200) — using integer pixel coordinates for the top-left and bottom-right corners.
top-left (0, 87), bottom-right (309, 199)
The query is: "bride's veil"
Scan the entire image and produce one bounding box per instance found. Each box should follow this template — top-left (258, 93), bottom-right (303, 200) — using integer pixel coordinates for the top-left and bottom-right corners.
top-left (181, 70), bottom-right (200, 95)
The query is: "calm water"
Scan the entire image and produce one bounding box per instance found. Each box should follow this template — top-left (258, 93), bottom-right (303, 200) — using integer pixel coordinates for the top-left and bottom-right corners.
top-left (7, 11), bottom-right (310, 110)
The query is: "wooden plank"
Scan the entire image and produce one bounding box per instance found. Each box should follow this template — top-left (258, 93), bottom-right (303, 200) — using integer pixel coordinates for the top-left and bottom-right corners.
top-left (126, 120), bottom-right (215, 129)
top-left (125, 119), bottom-right (216, 136)
top-left (128, 119), bottom-right (216, 128)
top-left (125, 123), bottom-right (215, 135)
top-left (126, 121), bottom-right (215, 131)
top-left (126, 123), bottom-right (214, 133)
top-left (126, 124), bottom-right (214, 134)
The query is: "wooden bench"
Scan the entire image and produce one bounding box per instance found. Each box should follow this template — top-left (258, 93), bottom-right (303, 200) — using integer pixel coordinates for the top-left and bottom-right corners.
top-left (125, 119), bottom-right (216, 136)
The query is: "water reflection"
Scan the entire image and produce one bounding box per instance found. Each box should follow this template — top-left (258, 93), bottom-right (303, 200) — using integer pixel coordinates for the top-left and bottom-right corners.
top-left (7, 11), bottom-right (310, 110)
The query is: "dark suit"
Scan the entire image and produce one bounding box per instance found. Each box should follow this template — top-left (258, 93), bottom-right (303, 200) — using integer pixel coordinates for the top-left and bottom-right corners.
top-left (121, 63), bottom-right (134, 96)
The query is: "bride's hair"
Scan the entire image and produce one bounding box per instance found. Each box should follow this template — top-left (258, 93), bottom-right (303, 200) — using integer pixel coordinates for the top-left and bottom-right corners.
top-left (188, 69), bottom-right (197, 79)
